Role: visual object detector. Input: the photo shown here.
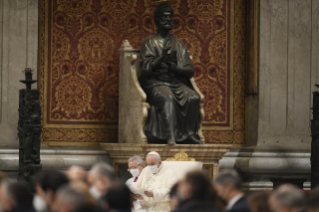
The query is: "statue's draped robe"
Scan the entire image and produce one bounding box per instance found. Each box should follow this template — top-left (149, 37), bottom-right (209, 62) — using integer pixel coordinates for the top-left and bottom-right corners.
top-left (132, 164), bottom-right (178, 212)
top-left (140, 34), bottom-right (200, 142)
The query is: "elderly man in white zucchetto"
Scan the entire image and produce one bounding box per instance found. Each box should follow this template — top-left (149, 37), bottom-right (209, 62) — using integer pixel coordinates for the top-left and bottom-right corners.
top-left (132, 151), bottom-right (178, 212)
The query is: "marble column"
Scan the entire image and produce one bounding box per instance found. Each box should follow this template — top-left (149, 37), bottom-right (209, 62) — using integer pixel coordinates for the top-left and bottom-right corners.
top-left (0, 1), bottom-right (110, 179)
top-left (258, 0), bottom-right (313, 150)
top-left (0, 0), bottom-right (39, 147)
top-left (220, 0), bottom-right (319, 189)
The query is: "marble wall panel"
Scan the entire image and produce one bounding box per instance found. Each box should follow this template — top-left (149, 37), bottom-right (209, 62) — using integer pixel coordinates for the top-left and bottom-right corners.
top-left (259, 0), bottom-right (272, 137)
top-left (290, 0), bottom-right (312, 133)
top-left (258, 0), bottom-right (317, 149)
top-left (269, 0), bottom-right (288, 134)
top-left (312, 1), bottom-right (319, 104)
top-left (0, 0), bottom-right (38, 147)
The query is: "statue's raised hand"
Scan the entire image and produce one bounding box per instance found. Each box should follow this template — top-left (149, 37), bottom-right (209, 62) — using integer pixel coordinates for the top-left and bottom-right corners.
top-left (169, 62), bottom-right (180, 74)
top-left (162, 46), bottom-right (171, 58)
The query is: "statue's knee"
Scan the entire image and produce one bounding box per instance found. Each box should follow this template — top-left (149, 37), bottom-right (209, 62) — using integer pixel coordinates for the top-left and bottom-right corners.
top-left (164, 94), bottom-right (174, 103)
top-left (191, 93), bottom-right (200, 103)
top-left (195, 93), bottom-right (200, 100)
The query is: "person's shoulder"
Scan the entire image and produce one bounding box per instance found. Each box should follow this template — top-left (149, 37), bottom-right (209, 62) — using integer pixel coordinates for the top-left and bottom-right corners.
top-left (126, 177), bottom-right (134, 184)
top-left (230, 196), bottom-right (251, 212)
top-left (172, 36), bottom-right (185, 46)
top-left (140, 165), bottom-right (150, 175)
top-left (143, 34), bottom-right (158, 44)
top-left (236, 196), bottom-right (250, 207)
top-left (229, 207), bottom-right (251, 212)
top-left (172, 37), bottom-right (187, 50)
top-left (162, 164), bottom-right (178, 176)
top-left (173, 203), bottom-right (221, 212)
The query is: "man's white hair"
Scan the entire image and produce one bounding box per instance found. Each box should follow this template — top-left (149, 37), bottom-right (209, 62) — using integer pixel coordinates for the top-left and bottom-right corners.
top-left (147, 151), bottom-right (161, 161)
top-left (128, 155), bottom-right (144, 165)
top-left (90, 162), bottom-right (115, 181)
top-left (214, 169), bottom-right (242, 190)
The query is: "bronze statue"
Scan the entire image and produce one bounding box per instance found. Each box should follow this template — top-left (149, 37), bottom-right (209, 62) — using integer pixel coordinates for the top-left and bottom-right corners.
top-left (139, 4), bottom-right (202, 145)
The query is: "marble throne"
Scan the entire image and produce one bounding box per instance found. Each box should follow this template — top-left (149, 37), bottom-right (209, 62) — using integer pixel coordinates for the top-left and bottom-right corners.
top-left (118, 40), bottom-right (205, 144)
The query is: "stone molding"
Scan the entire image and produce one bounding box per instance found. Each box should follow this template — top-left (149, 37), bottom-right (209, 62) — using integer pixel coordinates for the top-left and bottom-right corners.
top-left (0, 149), bottom-right (109, 176)
top-left (219, 149), bottom-right (311, 189)
top-left (220, 150), bottom-right (310, 174)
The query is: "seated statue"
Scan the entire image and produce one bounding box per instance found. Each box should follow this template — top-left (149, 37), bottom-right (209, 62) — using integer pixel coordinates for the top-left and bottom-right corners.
top-left (139, 4), bottom-right (202, 145)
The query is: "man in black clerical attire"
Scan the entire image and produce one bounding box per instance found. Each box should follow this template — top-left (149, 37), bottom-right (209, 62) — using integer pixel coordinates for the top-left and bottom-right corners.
top-left (139, 4), bottom-right (202, 145)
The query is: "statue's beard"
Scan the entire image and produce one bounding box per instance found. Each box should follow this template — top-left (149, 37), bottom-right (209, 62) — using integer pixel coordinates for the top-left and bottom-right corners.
top-left (160, 21), bottom-right (173, 30)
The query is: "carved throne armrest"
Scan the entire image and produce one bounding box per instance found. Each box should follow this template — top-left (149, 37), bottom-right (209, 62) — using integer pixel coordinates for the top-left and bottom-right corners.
top-left (127, 54), bottom-right (148, 104)
top-left (189, 55), bottom-right (205, 143)
top-left (118, 41), bottom-right (149, 144)
top-left (190, 78), bottom-right (205, 143)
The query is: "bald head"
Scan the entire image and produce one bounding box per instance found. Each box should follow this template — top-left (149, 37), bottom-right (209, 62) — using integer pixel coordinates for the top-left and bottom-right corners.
top-left (67, 166), bottom-right (87, 182)
top-left (276, 184), bottom-right (299, 193)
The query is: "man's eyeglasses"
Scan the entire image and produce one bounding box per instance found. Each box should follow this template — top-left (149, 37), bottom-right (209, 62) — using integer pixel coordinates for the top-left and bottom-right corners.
top-left (127, 164), bottom-right (141, 171)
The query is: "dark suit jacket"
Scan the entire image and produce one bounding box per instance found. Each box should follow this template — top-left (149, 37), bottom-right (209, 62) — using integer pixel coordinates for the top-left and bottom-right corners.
top-left (173, 198), bottom-right (221, 212)
top-left (227, 196), bottom-right (251, 212)
top-left (10, 203), bottom-right (36, 212)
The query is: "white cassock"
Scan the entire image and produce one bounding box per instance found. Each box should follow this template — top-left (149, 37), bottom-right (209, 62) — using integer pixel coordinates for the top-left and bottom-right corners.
top-left (126, 177), bottom-right (147, 212)
top-left (132, 164), bottom-right (178, 212)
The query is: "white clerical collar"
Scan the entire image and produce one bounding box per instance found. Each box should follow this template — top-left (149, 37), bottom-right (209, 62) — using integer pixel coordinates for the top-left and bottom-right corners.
top-left (226, 193), bottom-right (244, 211)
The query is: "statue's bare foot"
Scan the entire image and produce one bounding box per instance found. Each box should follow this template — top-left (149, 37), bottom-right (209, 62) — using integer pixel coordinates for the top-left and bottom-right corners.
top-left (167, 139), bottom-right (176, 145)
top-left (188, 135), bottom-right (203, 144)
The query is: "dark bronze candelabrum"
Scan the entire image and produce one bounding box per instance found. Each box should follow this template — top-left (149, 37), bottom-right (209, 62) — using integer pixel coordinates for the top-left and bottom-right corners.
top-left (18, 68), bottom-right (42, 185)
top-left (311, 85), bottom-right (319, 189)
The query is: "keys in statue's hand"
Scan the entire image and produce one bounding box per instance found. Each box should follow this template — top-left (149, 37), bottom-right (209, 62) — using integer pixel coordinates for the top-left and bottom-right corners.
top-left (169, 62), bottom-right (179, 74)
top-left (162, 46), bottom-right (171, 58)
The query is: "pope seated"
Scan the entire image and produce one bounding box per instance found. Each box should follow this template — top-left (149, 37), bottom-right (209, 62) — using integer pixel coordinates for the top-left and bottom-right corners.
top-left (132, 151), bottom-right (178, 212)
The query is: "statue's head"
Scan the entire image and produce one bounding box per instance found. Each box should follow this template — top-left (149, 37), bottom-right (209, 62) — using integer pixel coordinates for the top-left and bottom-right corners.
top-left (154, 4), bottom-right (174, 31)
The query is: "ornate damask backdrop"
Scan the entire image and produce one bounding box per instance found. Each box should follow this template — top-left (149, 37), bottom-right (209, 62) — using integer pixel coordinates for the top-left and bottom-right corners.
top-left (39, 0), bottom-right (246, 145)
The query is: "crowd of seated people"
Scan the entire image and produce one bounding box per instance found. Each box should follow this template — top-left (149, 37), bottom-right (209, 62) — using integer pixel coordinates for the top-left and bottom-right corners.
top-left (0, 158), bottom-right (318, 212)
